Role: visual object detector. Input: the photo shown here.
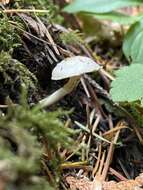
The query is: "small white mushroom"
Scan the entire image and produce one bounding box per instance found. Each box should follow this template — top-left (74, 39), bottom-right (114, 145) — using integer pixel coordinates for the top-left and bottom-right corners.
top-left (39, 56), bottom-right (101, 108)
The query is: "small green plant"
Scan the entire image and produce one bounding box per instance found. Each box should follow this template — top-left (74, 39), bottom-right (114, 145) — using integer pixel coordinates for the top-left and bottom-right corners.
top-left (64, 0), bottom-right (143, 64)
top-left (64, 0), bottom-right (143, 125)
top-left (0, 95), bottom-right (73, 189)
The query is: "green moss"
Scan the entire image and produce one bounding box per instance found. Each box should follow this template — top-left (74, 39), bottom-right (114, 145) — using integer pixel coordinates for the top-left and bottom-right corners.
top-left (60, 29), bottom-right (84, 45)
top-left (0, 52), bottom-right (37, 102)
top-left (0, 109), bottom-right (49, 189)
top-left (0, 15), bottom-right (21, 52)
top-left (0, 99), bottom-right (73, 189)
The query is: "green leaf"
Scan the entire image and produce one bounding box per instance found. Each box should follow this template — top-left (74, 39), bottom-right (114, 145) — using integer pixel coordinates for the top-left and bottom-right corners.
top-left (110, 64), bottom-right (143, 105)
top-left (90, 11), bottom-right (139, 25)
top-left (123, 20), bottom-right (143, 63)
top-left (64, 0), bottom-right (143, 13)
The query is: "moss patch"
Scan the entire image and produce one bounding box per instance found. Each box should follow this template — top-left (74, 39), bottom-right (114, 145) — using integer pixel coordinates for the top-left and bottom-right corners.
top-left (0, 52), bottom-right (37, 103)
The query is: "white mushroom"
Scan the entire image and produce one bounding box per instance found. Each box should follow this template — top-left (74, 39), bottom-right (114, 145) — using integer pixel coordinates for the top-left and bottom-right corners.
top-left (39, 56), bottom-right (101, 108)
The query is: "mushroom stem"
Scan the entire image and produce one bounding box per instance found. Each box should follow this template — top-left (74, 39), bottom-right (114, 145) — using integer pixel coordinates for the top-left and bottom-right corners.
top-left (39, 76), bottom-right (80, 108)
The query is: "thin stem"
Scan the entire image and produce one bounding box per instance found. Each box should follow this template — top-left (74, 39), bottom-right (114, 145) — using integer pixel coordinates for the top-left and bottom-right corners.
top-left (100, 68), bottom-right (115, 81)
top-left (1, 9), bottom-right (49, 13)
top-left (39, 76), bottom-right (80, 108)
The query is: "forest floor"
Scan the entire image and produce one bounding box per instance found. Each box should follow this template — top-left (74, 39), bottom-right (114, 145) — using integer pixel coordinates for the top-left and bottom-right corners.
top-left (0, 1), bottom-right (143, 190)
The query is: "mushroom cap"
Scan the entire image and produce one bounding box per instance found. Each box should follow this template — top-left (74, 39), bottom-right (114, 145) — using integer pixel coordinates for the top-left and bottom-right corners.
top-left (52, 56), bottom-right (101, 80)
